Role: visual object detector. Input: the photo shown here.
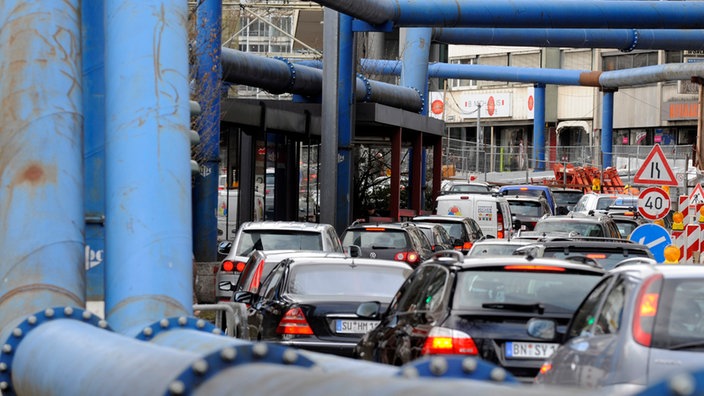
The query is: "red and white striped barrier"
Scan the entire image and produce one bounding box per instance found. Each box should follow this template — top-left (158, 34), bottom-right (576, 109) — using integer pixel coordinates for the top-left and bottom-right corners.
top-left (686, 224), bottom-right (700, 263)
top-left (671, 230), bottom-right (685, 264)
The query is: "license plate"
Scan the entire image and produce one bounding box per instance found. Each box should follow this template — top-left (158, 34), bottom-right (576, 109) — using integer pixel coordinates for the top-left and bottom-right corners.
top-left (505, 342), bottom-right (559, 359)
top-left (335, 320), bottom-right (380, 334)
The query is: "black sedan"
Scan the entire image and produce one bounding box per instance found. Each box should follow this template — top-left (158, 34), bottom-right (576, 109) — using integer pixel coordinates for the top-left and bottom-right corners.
top-left (354, 252), bottom-right (604, 382)
top-left (234, 256), bottom-right (412, 357)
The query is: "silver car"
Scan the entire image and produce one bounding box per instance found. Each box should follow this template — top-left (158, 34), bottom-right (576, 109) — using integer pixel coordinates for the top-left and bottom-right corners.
top-left (215, 221), bottom-right (344, 301)
top-left (535, 264), bottom-right (704, 393)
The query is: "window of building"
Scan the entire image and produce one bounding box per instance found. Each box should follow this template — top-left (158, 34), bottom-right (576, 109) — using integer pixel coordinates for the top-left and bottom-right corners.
top-left (602, 51), bottom-right (658, 72)
top-left (562, 49), bottom-right (593, 71)
top-left (477, 54), bottom-right (508, 87)
top-left (510, 51), bottom-right (540, 68)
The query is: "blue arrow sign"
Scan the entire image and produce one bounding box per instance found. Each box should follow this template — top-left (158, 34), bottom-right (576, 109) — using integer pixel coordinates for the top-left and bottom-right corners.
top-left (629, 224), bottom-right (672, 263)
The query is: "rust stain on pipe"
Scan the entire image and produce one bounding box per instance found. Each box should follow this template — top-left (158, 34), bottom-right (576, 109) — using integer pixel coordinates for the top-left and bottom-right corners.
top-left (579, 71), bottom-right (602, 87)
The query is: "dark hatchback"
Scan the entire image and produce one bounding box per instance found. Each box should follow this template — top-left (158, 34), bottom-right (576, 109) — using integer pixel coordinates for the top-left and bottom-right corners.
top-left (235, 256), bottom-right (412, 357)
top-left (505, 196), bottom-right (552, 231)
top-left (340, 222), bottom-right (433, 267)
top-left (354, 252), bottom-right (604, 382)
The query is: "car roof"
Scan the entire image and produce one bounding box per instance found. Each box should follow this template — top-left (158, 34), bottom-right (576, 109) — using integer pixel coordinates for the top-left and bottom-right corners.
top-left (285, 256), bottom-right (413, 270)
top-left (413, 215), bottom-right (470, 223)
top-left (253, 250), bottom-right (347, 262)
top-left (609, 263), bottom-right (704, 279)
top-left (420, 253), bottom-right (605, 274)
top-left (343, 222), bottom-right (415, 231)
top-left (240, 221), bottom-right (333, 232)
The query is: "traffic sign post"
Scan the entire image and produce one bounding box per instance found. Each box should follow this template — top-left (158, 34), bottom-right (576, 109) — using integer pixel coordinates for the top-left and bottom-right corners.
top-left (633, 144), bottom-right (678, 186)
top-left (637, 187), bottom-right (670, 220)
top-left (689, 183), bottom-right (704, 205)
top-left (629, 224), bottom-right (673, 263)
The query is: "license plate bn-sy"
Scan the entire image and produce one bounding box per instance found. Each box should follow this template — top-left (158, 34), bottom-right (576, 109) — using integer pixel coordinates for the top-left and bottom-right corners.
top-left (505, 342), bottom-right (558, 359)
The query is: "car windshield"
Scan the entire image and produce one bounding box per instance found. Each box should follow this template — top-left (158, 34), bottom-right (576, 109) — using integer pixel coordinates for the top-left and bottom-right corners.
top-left (654, 279), bottom-right (704, 350)
top-left (508, 201), bottom-right (544, 216)
top-left (552, 191), bottom-right (583, 206)
top-left (454, 269), bottom-right (601, 313)
top-left (542, 249), bottom-right (651, 270)
top-left (237, 230), bottom-right (323, 255)
top-left (341, 229), bottom-right (410, 249)
top-left (287, 264), bottom-right (411, 297)
top-left (534, 221), bottom-right (604, 237)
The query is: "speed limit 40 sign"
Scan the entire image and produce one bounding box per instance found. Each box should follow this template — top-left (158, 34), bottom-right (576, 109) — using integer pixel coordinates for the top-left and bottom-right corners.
top-left (637, 187), bottom-right (671, 220)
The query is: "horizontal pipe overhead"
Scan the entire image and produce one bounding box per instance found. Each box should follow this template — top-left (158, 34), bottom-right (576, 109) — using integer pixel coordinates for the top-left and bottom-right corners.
top-left (313, 0), bottom-right (704, 29)
top-left (433, 28), bottom-right (704, 51)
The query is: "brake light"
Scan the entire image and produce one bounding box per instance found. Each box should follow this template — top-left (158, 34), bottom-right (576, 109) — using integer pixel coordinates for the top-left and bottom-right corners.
top-left (463, 241), bottom-right (473, 250)
top-left (421, 327), bottom-right (478, 355)
top-left (221, 260), bottom-right (246, 273)
top-left (586, 253), bottom-right (606, 259)
top-left (276, 307), bottom-right (314, 335)
top-left (394, 251), bottom-right (420, 264)
top-left (632, 274), bottom-right (663, 347)
top-left (365, 227), bottom-right (386, 231)
top-left (539, 362), bottom-right (552, 375)
top-left (519, 187), bottom-right (528, 191)
top-left (497, 212), bottom-right (505, 239)
top-left (504, 265), bottom-right (566, 272)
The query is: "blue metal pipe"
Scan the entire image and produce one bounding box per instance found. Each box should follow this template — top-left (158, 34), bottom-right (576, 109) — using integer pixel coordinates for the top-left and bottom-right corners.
top-left (533, 84), bottom-right (546, 171)
top-left (602, 91), bottom-right (615, 168)
top-left (433, 28), bottom-right (704, 51)
top-left (314, 0), bottom-right (704, 29)
top-left (104, 0), bottom-right (193, 336)
top-left (401, 28), bottom-right (432, 114)
top-left (192, 0), bottom-right (222, 262)
top-left (336, 13), bottom-right (354, 232)
top-left (222, 48), bottom-right (423, 112)
top-left (82, 0), bottom-right (107, 303)
top-left (599, 63), bottom-right (704, 89)
top-left (0, 0), bottom-right (85, 341)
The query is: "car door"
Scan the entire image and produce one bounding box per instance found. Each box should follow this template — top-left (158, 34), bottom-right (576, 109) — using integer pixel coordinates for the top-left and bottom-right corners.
top-left (542, 275), bottom-right (616, 386)
top-left (250, 263), bottom-right (287, 340)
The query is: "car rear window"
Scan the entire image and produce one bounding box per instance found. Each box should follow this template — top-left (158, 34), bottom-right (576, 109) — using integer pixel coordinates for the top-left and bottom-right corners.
top-left (237, 230), bottom-right (323, 255)
top-left (653, 279), bottom-right (704, 350)
top-left (287, 264), bottom-right (411, 297)
top-left (542, 248), bottom-right (651, 270)
top-left (508, 200), bottom-right (545, 216)
top-left (468, 243), bottom-right (525, 257)
top-left (552, 191), bottom-right (583, 206)
top-left (451, 185), bottom-right (490, 193)
top-left (534, 221), bottom-right (604, 237)
top-left (341, 229), bottom-right (410, 249)
top-left (453, 269), bottom-right (601, 313)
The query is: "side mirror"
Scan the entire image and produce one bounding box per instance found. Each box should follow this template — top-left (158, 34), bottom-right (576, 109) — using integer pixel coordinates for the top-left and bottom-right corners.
top-left (218, 281), bottom-right (234, 292)
top-left (348, 245), bottom-right (362, 258)
top-left (233, 291), bottom-right (254, 304)
top-left (527, 318), bottom-right (556, 340)
top-left (512, 219), bottom-right (522, 230)
top-left (218, 241), bottom-right (232, 255)
top-left (356, 301), bottom-right (382, 319)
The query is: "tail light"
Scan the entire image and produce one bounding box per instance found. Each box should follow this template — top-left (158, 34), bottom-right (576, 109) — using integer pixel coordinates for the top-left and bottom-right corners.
top-left (221, 260), bottom-right (246, 273)
top-left (276, 307), bottom-right (314, 335)
top-left (421, 327), bottom-right (478, 356)
top-left (394, 251), bottom-right (420, 265)
top-left (539, 362), bottom-right (552, 375)
top-left (463, 241), bottom-right (473, 251)
top-left (632, 274), bottom-right (663, 347)
top-left (504, 265), bottom-right (565, 272)
top-left (497, 212), bottom-right (505, 239)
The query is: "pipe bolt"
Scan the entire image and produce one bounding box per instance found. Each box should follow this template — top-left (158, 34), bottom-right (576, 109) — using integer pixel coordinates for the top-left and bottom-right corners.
top-left (168, 380), bottom-right (185, 395)
top-left (220, 347), bottom-right (237, 362)
top-left (192, 359), bottom-right (208, 375)
top-left (196, 319), bottom-right (206, 329)
top-left (64, 307), bottom-right (74, 316)
top-left (0, 381), bottom-right (8, 390)
top-left (252, 343), bottom-right (268, 358)
top-left (212, 328), bottom-right (222, 335)
top-left (98, 320), bottom-right (108, 329)
top-left (429, 357), bottom-right (448, 376)
top-left (44, 308), bottom-right (55, 318)
top-left (2, 345), bottom-right (11, 354)
top-left (282, 349), bottom-right (298, 364)
top-left (82, 311), bottom-right (92, 320)
top-left (462, 357), bottom-right (478, 373)
top-left (142, 327), bottom-right (154, 337)
top-left (27, 316), bottom-right (37, 325)
top-left (12, 328), bottom-right (22, 338)
top-left (401, 367), bottom-right (419, 379)
top-left (669, 373), bottom-right (696, 396)
top-left (0, 362), bottom-right (7, 372)
top-left (160, 319), bottom-right (170, 328)
top-left (178, 316), bottom-right (188, 326)
top-left (490, 367), bottom-right (507, 382)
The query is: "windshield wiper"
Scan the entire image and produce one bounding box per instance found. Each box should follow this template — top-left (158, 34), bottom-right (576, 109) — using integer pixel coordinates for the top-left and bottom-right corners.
top-left (669, 340), bottom-right (704, 351)
top-left (481, 302), bottom-right (544, 315)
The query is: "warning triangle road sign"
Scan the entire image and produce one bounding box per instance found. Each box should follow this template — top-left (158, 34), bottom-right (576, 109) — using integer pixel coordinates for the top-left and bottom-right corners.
top-left (690, 183), bottom-right (704, 205)
top-left (633, 144), bottom-right (678, 186)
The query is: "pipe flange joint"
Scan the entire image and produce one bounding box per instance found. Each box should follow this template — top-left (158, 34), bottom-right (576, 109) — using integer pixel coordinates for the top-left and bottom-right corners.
top-left (396, 356), bottom-right (519, 383)
top-left (411, 86), bottom-right (425, 114)
top-left (621, 29), bottom-right (639, 53)
top-left (357, 73), bottom-right (372, 102)
top-left (136, 316), bottom-right (220, 341)
top-left (274, 56), bottom-right (296, 92)
top-left (165, 343), bottom-right (316, 395)
top-left (0, 307), bottom-right (110, 396)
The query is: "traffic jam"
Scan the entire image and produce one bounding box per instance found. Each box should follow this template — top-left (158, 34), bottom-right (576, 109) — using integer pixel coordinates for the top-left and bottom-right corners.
top-left (214, 144), bottom-right (704, 391)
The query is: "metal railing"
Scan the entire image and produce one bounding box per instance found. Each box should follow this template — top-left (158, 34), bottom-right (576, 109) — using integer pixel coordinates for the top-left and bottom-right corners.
top-left (193, 302), bottom-right (248, 338)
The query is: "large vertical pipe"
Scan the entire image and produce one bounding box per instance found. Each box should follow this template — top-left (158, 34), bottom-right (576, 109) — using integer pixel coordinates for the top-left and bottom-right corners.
top-left (336, 13), bottom-right (354, 232)
top-left (533, 84), bottom-right (546, 171)
top-left (83, 0), bottom-right (107, 308)
top-left (193, 0), bottom-right (222, 262)
top-left (0, 0), bottom-right (85, 339)
top-left (104, 0), bottom-right (193, 335)
top-left (602, 90), bottom-right (615, 168)
top-left (400, 28), bottom-right (432, 114)
top-left (320, 9), bottom-right (340, 228)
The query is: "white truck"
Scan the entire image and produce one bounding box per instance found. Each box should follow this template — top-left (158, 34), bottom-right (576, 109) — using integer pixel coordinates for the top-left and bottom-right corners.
top-left (217, 189), bottom-right (264, 241)
top-left (435, 193), bottom-right (514, 239)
